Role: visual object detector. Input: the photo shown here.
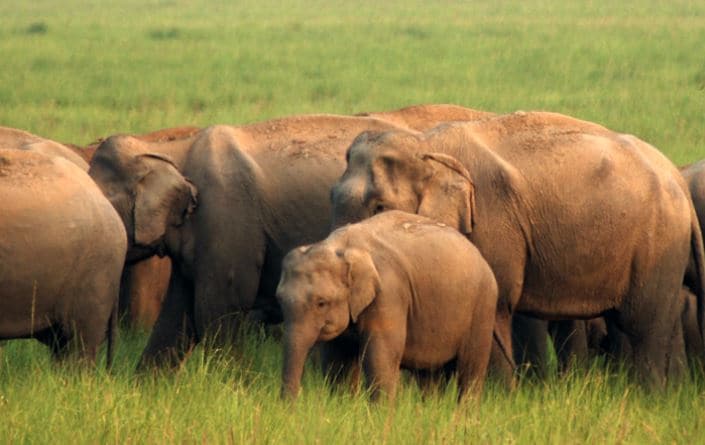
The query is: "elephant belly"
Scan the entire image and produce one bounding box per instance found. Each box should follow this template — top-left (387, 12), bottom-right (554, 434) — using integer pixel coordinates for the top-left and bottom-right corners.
top-left (0, 287), bottom-right (55, 338)
top-left (401, 332), bottom-right (461, 370)
top-left (517, 276), bottom-right (626, 320)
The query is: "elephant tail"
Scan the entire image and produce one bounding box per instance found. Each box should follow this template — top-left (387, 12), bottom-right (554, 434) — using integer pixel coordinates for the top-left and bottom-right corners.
top-left (106, 294), bottom-right (118, 370)
top-left (493, 327), bottom-right (516, 371)
top-left (688, 204), bottom-right (705, 355)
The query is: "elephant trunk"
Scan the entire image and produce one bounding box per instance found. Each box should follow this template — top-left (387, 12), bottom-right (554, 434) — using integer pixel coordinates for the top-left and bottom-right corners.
top-left (281, 323), bottom-right (318, 400)
top-left (330, 179), bottom-right (369, 230)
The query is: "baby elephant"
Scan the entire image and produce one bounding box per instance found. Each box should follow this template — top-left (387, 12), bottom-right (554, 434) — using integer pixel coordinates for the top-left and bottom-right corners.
top-left (276, 210), bottom-right (499, 401)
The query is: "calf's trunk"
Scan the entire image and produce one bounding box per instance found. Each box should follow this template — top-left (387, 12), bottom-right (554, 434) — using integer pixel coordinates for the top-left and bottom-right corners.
top-left (281, 323), bottom-right (318, 400)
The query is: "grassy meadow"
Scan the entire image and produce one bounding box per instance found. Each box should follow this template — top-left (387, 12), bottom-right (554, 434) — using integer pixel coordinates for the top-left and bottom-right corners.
top-left (2, 0), bottom-right (705, 442)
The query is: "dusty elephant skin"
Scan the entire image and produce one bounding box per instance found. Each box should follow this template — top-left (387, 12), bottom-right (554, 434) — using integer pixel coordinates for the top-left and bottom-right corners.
top-left (516, 160), bottom-right (705, 377)
top-left (87, 127), bottom-right (197, 329)
top-left (87, 104), bottom-right (492, 370)
top-left (0, 126), bottom-right (89, 170)
top-left (0, 125), bottom-right (193, 330)
top-left (331, 110), bottom-right (705, 387)
top-left (0, 149), bottom-right (126, 365)
top-left (277, 211), bottom-right (498, 401)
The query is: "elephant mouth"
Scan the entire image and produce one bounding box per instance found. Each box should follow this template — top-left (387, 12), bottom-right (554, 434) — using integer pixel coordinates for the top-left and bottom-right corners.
top-left (319, 322), bottom-right (347, 342)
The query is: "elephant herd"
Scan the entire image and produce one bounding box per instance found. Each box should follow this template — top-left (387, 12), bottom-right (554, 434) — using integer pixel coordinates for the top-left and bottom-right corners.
top-left (2, 104), bottom-right (705, 401)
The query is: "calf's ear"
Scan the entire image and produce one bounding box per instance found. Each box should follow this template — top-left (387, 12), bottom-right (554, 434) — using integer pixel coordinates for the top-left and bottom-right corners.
top-left (342, 248), bottom-right (381, 323)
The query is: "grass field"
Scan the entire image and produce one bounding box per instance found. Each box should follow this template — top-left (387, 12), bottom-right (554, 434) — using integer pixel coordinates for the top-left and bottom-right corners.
top-left (2, 0), bottom-right (705, 443)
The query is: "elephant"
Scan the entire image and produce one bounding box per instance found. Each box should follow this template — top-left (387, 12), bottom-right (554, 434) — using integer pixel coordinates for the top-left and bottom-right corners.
top-left (83, 127), bottom-right (199, 329)
top-left (277, 210), bottom-right (499, 401)
top-left (0, 126), bottom-right (89, 170)
top-left (86, 104), bottom-right (494, 369)
top-left (517, 160), bottom-right (705, 377)
top-left (0, 149), bottom-right (126, 365)
top-left (0, 125), bottom-right (194, 331)
top-left (330, 110), bottom-right (705, 386)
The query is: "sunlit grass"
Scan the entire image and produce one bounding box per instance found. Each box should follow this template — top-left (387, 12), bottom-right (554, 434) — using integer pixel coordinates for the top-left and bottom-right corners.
top-left (2, 1), bottom-right (705, 442)
top-left (1, 327), bottom-right (704, 443)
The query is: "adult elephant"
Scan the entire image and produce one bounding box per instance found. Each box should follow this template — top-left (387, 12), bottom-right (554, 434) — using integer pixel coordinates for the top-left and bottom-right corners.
top-left (519, 159), bottom-right (705, 377)
top-left (0, 125), bottom-right (194, 331)
top-left (0, 149), bottom-right (126, 365)
top-left (87, 104), bottom-right (492, 369)
top-left (330, 111), bottom-right (705, 386)
top-left (86, 127), bottom-right (199, 329)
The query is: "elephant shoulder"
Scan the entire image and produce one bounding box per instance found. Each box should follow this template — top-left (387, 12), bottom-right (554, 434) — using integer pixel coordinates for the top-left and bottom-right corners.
top-left (188, 125), bottom-right (265, 188)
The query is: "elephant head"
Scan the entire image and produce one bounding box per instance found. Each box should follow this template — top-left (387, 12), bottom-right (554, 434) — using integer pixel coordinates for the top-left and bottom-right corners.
top-left (330, 130), bottom-right (475, 233)
top-left (88, 135), bottom-right (197, 263)
top-left (276, 242), bottom-right (380, 398)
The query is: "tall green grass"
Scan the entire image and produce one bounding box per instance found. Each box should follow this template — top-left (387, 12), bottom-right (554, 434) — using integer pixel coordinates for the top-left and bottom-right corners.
top-left (1, 328), bottom-right (705, 444)
top-left (2, 1), bottom-right (705, 442)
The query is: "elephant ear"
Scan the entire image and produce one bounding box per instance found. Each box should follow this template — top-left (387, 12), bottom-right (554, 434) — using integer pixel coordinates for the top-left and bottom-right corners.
top-left (133, 153), bottom-right (198, 247)
top-left (342, 248), bottom-right (381, 323)
top-left (417, 153), bottom-right (475, 234)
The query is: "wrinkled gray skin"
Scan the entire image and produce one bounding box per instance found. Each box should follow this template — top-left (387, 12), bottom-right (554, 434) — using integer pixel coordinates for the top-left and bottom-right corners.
top-left (0, 126), bottom-right (89, 170)
top-left (331, 111), bottom-right (705, 387)
top-left (87, 105), bottom-right (492, 369)
top-left (0, 149), bottom-right (125, 365)
top-left (518, 160), bottom-right (705, 377)
top-left (277, 211), bottom-right (498, 401)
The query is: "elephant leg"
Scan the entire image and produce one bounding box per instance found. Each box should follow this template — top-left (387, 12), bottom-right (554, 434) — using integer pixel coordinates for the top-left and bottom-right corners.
top-left (456, 299), bottom-right (495, 401)
top-left (549, 319), bottom-right (588, 374)
top-left (512, 314), bottom-right (549, 380)
top-left (484, 249), bottom-right (525, 387)
top-left (680, 287), bottom-right (704, 369)
top-left (191, 224), bottom-right (267, 355)
top-left (666, 311), bottom-right (687, 381)
top-left (361, 331), bottom-right (404, 402)
top-left (617, 286), bottom-right (682, 387)
top-left (595, 314), bottom-right (632, 369)
top-left (137, 269), bottom-right (196, 371)
top-left (585, 317), bottom-right (609, 359)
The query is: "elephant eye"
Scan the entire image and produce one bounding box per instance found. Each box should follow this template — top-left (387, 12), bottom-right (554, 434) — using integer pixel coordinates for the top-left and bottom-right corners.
top-left (373, 203), bottom-right (385, 215)
top-left (316, 299), bottom-right (328, 309)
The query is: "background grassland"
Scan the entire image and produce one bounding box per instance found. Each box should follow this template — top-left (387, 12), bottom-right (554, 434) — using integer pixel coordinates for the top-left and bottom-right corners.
top-left (2, 0), bottom-right (705, 443)
top-left (1, 0), bottom-right (704, 164)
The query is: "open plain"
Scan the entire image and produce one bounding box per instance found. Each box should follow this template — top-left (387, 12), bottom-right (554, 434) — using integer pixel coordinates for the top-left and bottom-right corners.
top-left (1, 1), bottom-right (705, 443)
